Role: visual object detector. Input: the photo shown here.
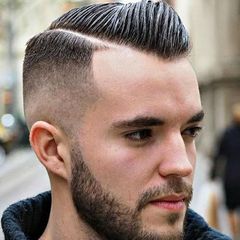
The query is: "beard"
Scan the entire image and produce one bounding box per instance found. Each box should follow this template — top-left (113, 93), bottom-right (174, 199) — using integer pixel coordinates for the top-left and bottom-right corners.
top-left (70, 145), bottom-right (192, 240)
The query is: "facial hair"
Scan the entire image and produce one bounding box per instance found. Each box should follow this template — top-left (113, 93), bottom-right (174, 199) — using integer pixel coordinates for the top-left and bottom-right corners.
top-left (70, 145), bottom-right (192, 240)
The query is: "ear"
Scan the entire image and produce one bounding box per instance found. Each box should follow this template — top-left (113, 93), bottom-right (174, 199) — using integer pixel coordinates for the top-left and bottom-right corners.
top-left (30, 121), bottom-right (70, 180)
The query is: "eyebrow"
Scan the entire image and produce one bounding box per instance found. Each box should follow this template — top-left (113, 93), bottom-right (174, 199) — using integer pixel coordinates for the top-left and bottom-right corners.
top-left (112, 110), bottom-right (205, 129)
top-left (112, 117), bottom-right (164, 129)
top-left (186, 110), bottom-right (205, 124)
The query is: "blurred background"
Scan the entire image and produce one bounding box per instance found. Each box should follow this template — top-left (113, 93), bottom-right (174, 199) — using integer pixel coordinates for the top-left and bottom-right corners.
top-left (0, 0), bottom-right (240, 239)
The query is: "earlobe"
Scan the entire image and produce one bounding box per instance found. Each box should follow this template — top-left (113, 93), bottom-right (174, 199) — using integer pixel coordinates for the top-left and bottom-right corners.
top-left (30, 121), bottom-right (69, 180)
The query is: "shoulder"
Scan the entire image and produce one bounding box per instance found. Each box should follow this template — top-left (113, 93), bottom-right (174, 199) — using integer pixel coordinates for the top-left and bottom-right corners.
top-left (184, 209), bottom-right (231, 240)
top-left (224, 124), bottom-right (239, 136)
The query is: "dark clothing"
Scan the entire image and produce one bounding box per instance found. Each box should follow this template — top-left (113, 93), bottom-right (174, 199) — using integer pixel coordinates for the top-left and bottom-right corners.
top-left (1, 192), bottom-right (50, 240)
top-left (1, 191), bottom-right (230, 240)
top-left (213, 124), bottom-right (240, 210)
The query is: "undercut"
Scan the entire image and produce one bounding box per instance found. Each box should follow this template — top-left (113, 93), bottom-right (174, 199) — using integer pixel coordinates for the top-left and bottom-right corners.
top-left (23, 0), bottom-right (190, 134)
top-left (23, 30), bottom-right (107, 133)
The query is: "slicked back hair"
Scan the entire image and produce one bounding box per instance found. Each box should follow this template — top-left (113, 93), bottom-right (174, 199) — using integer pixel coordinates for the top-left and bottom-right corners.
top-left (23, 0), bottom-right (190, 134)
top-left (49, 1), bottom-right (190, 58)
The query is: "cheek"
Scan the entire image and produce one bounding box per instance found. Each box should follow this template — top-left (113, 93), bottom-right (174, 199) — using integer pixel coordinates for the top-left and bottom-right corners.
top-left (80, 142), bottom-right (147, 203)
top-left (186, 142), bottom-right (197, 177)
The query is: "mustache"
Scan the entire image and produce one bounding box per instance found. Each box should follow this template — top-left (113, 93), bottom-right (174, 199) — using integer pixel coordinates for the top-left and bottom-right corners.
top-left (137, 177), bottom-right (193, 211)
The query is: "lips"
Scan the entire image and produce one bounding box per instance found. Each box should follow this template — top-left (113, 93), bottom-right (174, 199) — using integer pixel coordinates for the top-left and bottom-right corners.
top-left (151, 195), bottom-right (185, 202)
top-left (149, 195), bottom-right (186, 211)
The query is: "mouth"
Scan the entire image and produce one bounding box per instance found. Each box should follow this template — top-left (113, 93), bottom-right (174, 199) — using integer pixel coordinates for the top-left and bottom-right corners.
top-left (149, 195), bottom-right (186, 211)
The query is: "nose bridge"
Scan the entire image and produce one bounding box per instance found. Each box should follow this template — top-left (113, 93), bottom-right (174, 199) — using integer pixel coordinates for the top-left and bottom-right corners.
top-left (158, 131), bottom-right (193, 177)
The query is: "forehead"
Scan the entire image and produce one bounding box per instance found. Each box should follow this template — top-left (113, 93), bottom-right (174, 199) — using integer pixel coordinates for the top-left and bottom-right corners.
top-left (91, 46), bottom-right (201, 122)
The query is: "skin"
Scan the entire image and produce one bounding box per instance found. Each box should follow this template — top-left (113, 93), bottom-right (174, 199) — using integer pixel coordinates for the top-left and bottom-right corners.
top-left (30, 46), bottom-right (203, 240)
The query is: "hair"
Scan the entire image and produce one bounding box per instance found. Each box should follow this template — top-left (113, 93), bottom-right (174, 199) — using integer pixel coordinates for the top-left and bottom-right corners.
top-left (23, 0), bottom-right (190, 134)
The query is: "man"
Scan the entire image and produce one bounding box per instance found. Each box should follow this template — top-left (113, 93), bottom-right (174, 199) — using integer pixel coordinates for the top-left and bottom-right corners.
top-left (1, 1), bottom-right (230, 239)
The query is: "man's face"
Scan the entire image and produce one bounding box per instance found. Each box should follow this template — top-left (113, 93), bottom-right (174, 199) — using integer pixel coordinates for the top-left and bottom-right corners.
top-left (70, 47), bottom-right (203, 239)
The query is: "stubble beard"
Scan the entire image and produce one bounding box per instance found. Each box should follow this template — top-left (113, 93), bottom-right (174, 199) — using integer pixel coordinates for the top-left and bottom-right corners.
top-left (70, 145), bottom-right (192, 240)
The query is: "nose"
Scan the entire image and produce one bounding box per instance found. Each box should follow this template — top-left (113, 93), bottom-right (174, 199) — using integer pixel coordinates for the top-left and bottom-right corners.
top-left (157, 133), bottom-right (194, 178)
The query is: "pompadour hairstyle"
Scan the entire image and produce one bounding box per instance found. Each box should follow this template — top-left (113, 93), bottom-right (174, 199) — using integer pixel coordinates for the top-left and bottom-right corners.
top-left (49, 0), bottom-right (190, 58)
top-left (23, 0), bottom-right (190, 132)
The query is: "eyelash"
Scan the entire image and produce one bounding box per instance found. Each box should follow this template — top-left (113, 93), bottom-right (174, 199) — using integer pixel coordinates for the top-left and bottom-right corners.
top-left (124, 126), bottom-right (202, 143)
top-left (182, 126), bottom-right (202, 138)
top-left (124, 129), bottom-right (152, 142)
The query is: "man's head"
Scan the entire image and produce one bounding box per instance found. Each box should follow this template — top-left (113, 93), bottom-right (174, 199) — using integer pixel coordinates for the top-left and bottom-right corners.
top-left (24, 1), bottom-right (203, 239)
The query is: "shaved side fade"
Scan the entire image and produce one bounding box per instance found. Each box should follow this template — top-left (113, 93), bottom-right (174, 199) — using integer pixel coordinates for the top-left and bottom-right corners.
top-left (23, 0), bottom-right (190, 134)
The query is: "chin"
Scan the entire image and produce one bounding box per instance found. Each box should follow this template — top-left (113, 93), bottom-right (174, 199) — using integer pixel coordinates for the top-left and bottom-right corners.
top-left (140, 207), bottom-right (186, 237)
top-left (146, 219), bottom-right (184, 233)
top-left (141, 221), bottom-right (184, 240)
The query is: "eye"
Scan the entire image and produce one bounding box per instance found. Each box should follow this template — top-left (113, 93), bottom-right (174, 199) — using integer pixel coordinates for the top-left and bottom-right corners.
top-left (182, 126), bottom-right (202, 138)
top-left (124, 129), bottom-right (152, 142)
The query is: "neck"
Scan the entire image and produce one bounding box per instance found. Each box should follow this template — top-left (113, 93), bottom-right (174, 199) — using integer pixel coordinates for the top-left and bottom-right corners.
top-left (41, 183), bottom-right (102, 240)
